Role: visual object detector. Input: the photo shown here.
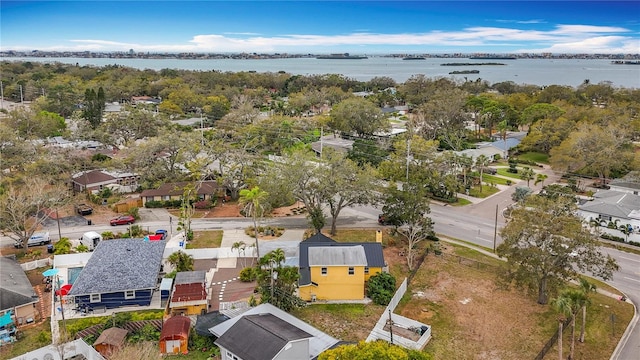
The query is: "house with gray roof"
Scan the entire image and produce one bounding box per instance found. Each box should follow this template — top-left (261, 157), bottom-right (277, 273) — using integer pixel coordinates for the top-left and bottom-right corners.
top-left (577, 190), bottom-right (640, 234)
top-left (0, 257), bottom-right (38, 326)
top-left (609, 177), bottom-right (640, 195)
top-left (67, 238), bottom-right (165, 311)
top-left (210, 303), bottom-right (340, 360)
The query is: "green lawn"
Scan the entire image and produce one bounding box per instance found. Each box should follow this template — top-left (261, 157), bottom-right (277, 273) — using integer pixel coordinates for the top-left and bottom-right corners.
top-left (517, 152), bottom-right (549, 164)
top-left (496, 167), bottom-right (530, 180)
top-left (187, 230), bottom-right (223, 249)
top-left (451, 197), bottom-right (472, 206)
top-left (480, 174), bottom-right (514, 186)
top-left (468, 184), bottom-right (500, 198)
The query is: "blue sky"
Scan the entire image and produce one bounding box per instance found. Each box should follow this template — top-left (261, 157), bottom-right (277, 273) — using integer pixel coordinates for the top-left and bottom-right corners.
top-left (1, 1), bottom-right (639, 54)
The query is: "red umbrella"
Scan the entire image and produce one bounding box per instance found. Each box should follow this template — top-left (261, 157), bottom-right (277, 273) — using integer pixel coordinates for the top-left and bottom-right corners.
top-left (56, 284), bottom-right (72, 296)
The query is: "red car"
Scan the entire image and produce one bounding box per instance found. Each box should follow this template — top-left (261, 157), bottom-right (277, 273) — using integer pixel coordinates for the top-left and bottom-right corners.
top-left (110, 215), bottom-right (135, 226)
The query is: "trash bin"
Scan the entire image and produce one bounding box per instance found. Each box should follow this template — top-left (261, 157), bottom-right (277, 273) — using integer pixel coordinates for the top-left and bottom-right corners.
top-left (47, 244), bottom-right (54, 254)
top-left (179, 241), bottom-right (184, 247)
top-left (87, 219), bottom-right (92, 225)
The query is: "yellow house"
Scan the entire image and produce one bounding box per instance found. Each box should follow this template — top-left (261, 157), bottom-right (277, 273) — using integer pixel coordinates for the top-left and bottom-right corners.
top-left (168, 271), bottom-right (209, 316)
top-left (298, 233), bottom-right (386, 301)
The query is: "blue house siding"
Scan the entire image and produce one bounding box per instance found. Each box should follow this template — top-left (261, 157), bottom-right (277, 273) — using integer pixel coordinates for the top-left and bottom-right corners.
top-left (75, 289), bottom-right (154, 310)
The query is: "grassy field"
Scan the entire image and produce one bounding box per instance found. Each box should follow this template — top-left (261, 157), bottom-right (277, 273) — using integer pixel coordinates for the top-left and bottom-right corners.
top-left (398, 247), bottom-right (632, 359)
top-left (496, 167), bottom-right (531, 179)
top-left (468, 184), bottom-right (501, 198)
top-left (187, 230), bottom-right (223, 249)
top-left (480, 174), bottom-right (514, 186)
top-left (517, 152), bottom-right (550, 164)
top-left (0, 320), bottom-right (52, 359)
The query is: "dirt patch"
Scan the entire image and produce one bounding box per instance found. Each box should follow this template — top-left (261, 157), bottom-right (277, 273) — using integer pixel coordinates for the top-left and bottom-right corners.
top-left (398, 254), bottom-right (551, 359)
top-left (194, 201), bottom-right (307, 219)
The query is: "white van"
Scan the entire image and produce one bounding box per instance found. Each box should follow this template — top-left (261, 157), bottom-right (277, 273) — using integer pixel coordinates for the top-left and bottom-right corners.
top-left (80, 231), bottom-right (102, 251)
top-left (15, 231), bottom-right (51, 248)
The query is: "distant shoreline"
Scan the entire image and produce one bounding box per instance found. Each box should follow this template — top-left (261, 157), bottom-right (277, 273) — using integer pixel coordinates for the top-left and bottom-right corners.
top-left (2, 51), bottom-right (639, 61)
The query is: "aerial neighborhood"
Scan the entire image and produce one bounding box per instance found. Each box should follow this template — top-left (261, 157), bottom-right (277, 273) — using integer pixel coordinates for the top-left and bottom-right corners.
top-left (1, 58), bottom-right (639, 360)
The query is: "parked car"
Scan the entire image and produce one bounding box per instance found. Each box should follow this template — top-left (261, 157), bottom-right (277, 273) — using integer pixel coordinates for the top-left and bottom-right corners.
top-left (155, 229), bottom-right (168, 240)
top-left (110, 215), bottom-right (135, 226)
top-left (14, 231), bottom-right (51, 248)
top-left (378, 214), bottom-right (396, 226)
top-left (75, 203), bottom-right (93, 215)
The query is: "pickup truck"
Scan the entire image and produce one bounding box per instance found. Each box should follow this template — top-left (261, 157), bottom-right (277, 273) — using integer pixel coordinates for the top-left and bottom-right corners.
top-left (75, 203), bottom-right (93, 215)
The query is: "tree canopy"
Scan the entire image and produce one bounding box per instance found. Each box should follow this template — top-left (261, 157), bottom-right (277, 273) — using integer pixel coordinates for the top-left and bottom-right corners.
top-left (496, 196), bottom-right (618, 305)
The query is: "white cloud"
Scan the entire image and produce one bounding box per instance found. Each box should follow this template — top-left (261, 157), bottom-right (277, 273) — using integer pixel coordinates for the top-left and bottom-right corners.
top-left (5, 24), bottom-right (639, 53)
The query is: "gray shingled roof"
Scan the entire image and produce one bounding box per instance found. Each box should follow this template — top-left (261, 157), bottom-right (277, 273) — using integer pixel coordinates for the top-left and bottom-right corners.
top-left (68, 239), bottom-right (165, 296)
top-left (298, 234), bottom-right (386, 286)
top-left (0, 257), bottom-right (38, 311)
top-left (579, 190), bottom-right (640, 219)
top-left (215, 313), bottom-right (312, 360)
top-left (174, 271), bottom-right (205, 285)
top-left (308, 246), bottom-right (367, 266)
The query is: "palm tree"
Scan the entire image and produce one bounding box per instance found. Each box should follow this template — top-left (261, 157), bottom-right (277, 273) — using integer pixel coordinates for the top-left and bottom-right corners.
top-left (578, 279), bottom-right (596, 343)
top-left (535, 173), bottom-right (548, 188)
top-left (232, 241), bottom-right (247, 267)
top-left (552, 289), bottom-right (586, 360)
top-left (520, 167), bottom-right (535, 187)
top-left (239, 186), bottom-right (268, 259)
top-left (552, 293), bottom-right (571, 360)
top-left (475, 154), bottom-right (490, 193)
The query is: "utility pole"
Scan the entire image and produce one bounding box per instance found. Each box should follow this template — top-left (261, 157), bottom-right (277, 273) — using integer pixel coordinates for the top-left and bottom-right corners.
top-left (1, 80), bottom-right (4, 109)
top-left (493, 204), bottom-right (498, 253)
top-left (405, 139), bottom-right (411, 183)
top-left (319, 126), bottom-right (323, 159)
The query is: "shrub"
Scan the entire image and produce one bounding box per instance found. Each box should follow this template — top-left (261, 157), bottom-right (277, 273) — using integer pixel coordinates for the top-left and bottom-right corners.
top-left (101, 231), bottom-right (115, 240)
top-left (367, 272), bottom-right (396, 305)
top-left (194, 200), bottom-right (214, 209)
top-left (145, 200), bottom-right (164, 208)
top-left (127, 207), bottom-right (140, 220)
top-left (76, 244), bottom-right (90, 253)
top-left (239, 267), bottom-right (257, 282)
top-left (54, 238), bottom-right (72, 255)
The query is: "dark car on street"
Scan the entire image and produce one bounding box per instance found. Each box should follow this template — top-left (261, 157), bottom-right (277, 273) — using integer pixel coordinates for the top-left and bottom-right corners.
top-left (110, 215), bottom-right (135, 226)
top-left (378, 214), bottom-right (397, 226)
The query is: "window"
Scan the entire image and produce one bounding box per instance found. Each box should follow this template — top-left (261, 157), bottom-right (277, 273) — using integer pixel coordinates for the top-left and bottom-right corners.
top-left (125, 290), bottom-right (135, 300)
top-left (90, 294), bottom-right (101, 303)
top-left (348, 267), bottom-right (355, 275)
top-left (163, 195), bottom-right (171, 200)
top-left (364, 267), bottom-right (369, 275)
top-left (321, 267), bottom-right (327, 275)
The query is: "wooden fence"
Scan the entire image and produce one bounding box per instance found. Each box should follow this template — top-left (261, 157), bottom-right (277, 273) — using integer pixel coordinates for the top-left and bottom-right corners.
top-left (113, 198), bottom-right (143, 213)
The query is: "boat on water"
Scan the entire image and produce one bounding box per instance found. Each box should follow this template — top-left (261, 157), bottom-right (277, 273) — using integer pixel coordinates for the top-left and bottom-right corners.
top-left (316, 53), bottom-right (368, 60)
top-left (402, 57), bottom-right (426, 60)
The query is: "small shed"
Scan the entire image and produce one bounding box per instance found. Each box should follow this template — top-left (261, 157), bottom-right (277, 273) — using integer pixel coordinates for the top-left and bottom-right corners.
top-left (160, 277), bottom-right (174, 307)
top-left (160, 315), bottom-right (191, 355)
top-left (93, 327), bottom-right (128, 358)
